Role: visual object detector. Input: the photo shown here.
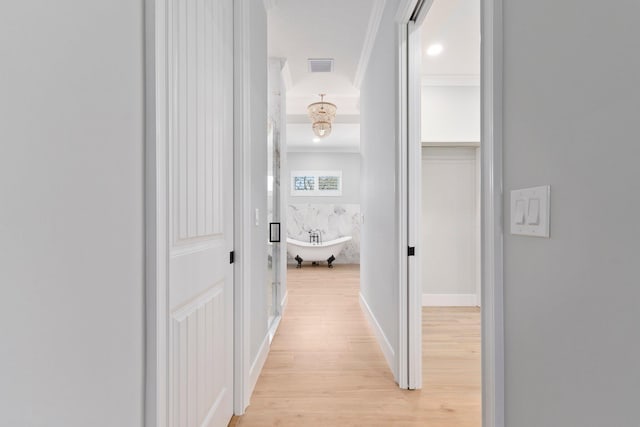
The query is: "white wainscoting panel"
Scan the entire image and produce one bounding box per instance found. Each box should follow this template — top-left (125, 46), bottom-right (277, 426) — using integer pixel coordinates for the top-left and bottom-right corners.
top-left (421, 147), bottom-right (479, 300)
top-left (170, 284), bottom-right (228, 427)
top-left (170, 0), bottom-right (230, 245)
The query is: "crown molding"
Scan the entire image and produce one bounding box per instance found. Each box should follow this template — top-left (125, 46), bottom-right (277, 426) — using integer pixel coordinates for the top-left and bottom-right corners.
top-left (354, 0), bottom-right (386, 90)
top-left (421, 74), bottom-right (480, 86)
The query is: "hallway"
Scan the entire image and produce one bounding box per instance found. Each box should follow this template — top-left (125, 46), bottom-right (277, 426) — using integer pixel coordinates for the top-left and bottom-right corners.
top-left (233, 265), bottom-right (480, 426)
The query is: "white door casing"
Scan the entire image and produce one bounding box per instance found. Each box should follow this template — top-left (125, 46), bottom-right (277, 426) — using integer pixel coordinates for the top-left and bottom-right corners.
top-left (147, 0), bottom-right (235, 426)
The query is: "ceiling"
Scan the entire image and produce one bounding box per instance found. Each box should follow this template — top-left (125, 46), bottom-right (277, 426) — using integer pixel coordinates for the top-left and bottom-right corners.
top-left (267, 0), bottom-right (377, 116)
top-left (420, 0), bottom-right (480, 78)
top-left (267, 0), bottom-right (480, 151)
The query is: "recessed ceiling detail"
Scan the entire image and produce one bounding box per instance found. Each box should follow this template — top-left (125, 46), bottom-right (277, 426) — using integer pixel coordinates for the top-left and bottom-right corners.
top-left (308, 58), bottom-right (334, 73)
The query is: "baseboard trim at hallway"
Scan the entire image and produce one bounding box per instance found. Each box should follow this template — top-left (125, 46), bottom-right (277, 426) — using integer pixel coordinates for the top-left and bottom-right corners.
top-left (359, 292), bottom-right (395, 376)
top-left (422, 293), bottom-right (479, 307)
top-left (248, 333), bottom-right (270, 400)
top-left (280, 291), bottom-right (289, 316)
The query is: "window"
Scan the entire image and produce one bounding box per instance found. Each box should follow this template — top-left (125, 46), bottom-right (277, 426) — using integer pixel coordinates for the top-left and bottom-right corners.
top-left (294, 176), bottom-right (315, 191)
top-left (291, 170), bottom-right (342, 196)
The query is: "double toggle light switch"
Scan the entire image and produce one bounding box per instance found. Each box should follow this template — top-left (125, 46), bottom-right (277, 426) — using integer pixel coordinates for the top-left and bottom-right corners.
top-left (510, 186), bottom-right (550, 237)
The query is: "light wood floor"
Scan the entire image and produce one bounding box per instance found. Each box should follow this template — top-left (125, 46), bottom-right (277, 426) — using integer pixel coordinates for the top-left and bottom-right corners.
top-left (232, 264), bottom-right (480, 427)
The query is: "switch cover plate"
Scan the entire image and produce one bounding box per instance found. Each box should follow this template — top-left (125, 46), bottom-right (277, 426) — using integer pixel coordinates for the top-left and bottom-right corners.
top-left (510, 186), bottom-right (550, 237)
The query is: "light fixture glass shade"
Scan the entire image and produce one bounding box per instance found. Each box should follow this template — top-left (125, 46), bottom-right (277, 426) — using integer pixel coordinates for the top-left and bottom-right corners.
top-left (308, 94), bottom-right (337, 139)
top-left (312, 121), bottom-right (332, 138)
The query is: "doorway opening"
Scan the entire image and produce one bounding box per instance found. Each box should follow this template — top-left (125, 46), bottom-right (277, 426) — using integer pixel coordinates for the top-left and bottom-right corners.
top-left (400, 0), bottom-right (504, 425)
top-left (415, 1), bottom-right (483, 423)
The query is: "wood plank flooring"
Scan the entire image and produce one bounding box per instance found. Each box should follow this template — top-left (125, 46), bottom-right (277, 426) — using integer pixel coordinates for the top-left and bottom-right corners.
top-left (232, 264), bottom-right (480, 427)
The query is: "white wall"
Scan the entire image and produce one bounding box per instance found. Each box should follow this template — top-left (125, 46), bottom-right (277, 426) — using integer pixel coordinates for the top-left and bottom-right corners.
top-left (421, 147), bottom-right (478, 306)
top-left (360, 0), bottom-right (400, 375)
top-left (287, 152), bottom-right (361, 204)
top-left (422, 85), bottom-right (480, 143)
top-left (247, 2), bottom-right (270, 376)
top-left (502, 1), bottom-right (640, 425)
top-left (0, 1), bottom-right (144, 425)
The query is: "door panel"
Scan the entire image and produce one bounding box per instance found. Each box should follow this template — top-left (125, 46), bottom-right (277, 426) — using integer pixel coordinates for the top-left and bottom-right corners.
top-left (167, 0), bottom-right (234, 426)
top-left (421, 147), bottom-right (478, 298)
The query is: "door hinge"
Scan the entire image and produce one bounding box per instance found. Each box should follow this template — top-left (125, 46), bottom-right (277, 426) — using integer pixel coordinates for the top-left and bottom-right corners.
top-left (230, 251), bottom-right (235, 264)
top-left (408, 246), bottom-right (416, 256)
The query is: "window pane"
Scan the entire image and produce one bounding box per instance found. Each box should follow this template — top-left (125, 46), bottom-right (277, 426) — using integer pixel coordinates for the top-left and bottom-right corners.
top-left (318, 176), bottom-right (339, 191)
top-left (294, 176), bottom-right (315, 191)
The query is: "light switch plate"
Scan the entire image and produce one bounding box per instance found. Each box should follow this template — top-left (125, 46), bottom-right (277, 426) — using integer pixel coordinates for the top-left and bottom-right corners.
top-left (510, 186), bottom-right (550, 237)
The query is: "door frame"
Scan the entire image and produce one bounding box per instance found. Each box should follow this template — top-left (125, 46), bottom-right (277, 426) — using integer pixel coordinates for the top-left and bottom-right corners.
top-left (232, 0), bottom-right (252, 415)
top-left (144, 0), bottom-right (169, 425)
top-left (396, 0), bottom-right (505, 425)
top-left (144, 0), bottom-right (256, 424)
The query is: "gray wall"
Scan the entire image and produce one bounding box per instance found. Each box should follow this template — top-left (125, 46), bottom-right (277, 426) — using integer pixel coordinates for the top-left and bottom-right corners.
top-left (503, 1), bottom-right (640, 426)
top-left (0, 1), bottom-right (144, 425)
top-left (287, 152), bottom-right (361, 204)
top-left (360, 0), bottom-right (400, 373)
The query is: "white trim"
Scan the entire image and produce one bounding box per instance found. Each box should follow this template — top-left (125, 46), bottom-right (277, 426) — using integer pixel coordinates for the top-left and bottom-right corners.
top-left (422, 293), bottom-right (479, 307)
top-left (232, 0), bottom-right (254, 416)
top-left (421, 141), bottom-right (480, 147)
top-left (410, 0), bottom-right (434, 27)
top-left (268, 315), bottom-right (282, 344)
top-left (396, 0), bottom-right (418, 22)
top-left (281, 61), bottom-right (293, 92)
top-left (396, 21), bottom-right (409, 390)
top-left (422, 74), bottom-right (480, 87)
top-left (406, 18), bottom-right (423, 391)
top-left (481, 0), bottom-right (505, 425)
top-left (359, 293), bottom-right (395, 376)
top-left (354, 0), bottom-right (387, 90)
top-left (247, 334), bottom-right (270, 400)
top-left (145, 0), bottom-right (169, 425)
top-left (280, 290), bottom-right (289, 316)
top-left (475, 146), bottom-right (482, 307)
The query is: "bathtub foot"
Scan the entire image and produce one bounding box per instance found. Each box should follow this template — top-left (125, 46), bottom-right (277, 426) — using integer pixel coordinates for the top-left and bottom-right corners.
top-left (295, 255), bottom-right (303, 268)
top-left (327, 255), bottom-right (336, 268)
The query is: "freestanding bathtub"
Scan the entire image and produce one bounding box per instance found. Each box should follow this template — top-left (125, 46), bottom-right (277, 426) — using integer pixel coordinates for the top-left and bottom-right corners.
top-left (286, 236), bottom-right (352, 268)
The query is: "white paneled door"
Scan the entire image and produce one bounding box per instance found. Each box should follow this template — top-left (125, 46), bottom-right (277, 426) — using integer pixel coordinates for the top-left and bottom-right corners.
top-left (166, 0), bottom-right (234, 426)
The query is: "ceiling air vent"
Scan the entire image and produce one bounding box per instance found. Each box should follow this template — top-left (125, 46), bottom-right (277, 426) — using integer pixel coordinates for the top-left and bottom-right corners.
top-left (308, 58), bottom-right (334, 73)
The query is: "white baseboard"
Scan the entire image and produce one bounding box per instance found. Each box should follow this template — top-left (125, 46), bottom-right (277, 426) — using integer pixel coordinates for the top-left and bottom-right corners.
top-left (280, 290), bottom-right (288, 316)
top-left (359, 293), bottom-right (396, 378)
top-left (248, 333), bottom-right (270, 399)
top-left (422, 293), bottom-right (479, 307)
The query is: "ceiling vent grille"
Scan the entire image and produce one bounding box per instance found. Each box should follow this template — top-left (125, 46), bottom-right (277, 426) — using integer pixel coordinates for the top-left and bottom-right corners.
top-left (308, 58), bottom-right (334, 73)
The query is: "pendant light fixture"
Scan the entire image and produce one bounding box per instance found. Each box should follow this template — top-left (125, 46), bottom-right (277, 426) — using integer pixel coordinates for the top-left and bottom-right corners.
top-left (307, 94), bottom-right (337, 138)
